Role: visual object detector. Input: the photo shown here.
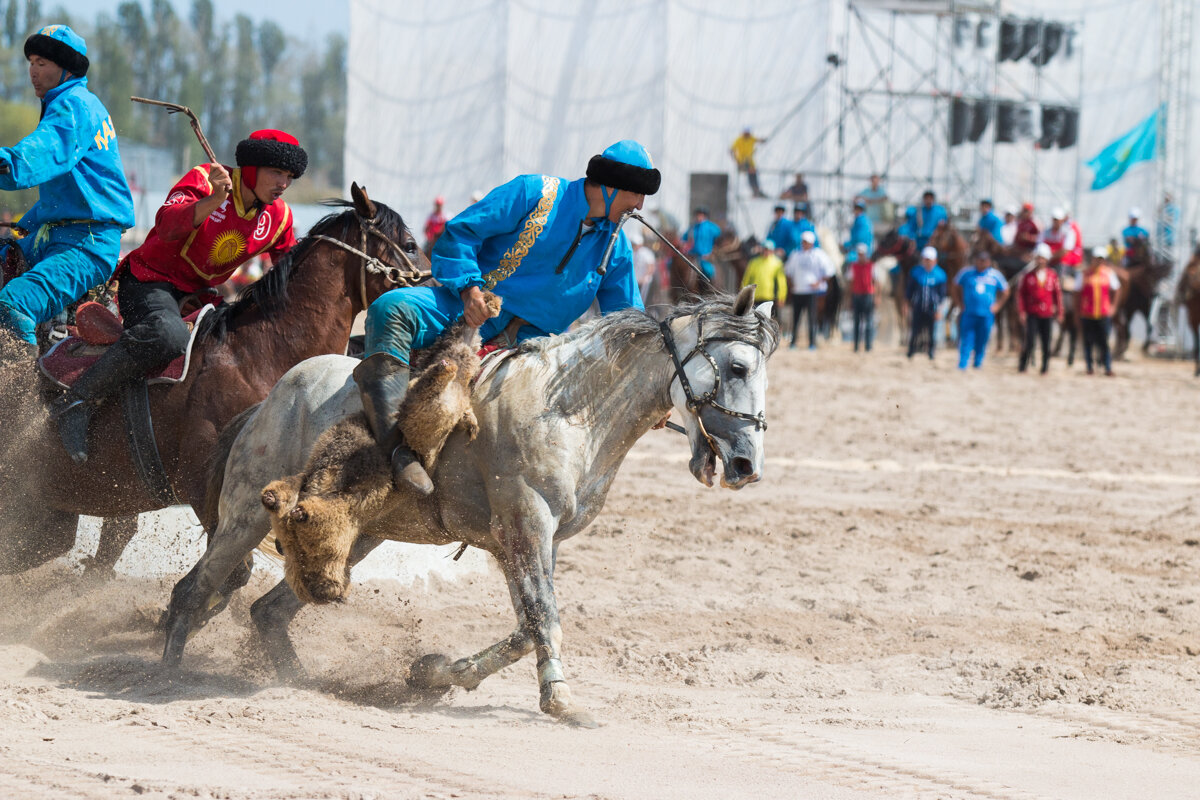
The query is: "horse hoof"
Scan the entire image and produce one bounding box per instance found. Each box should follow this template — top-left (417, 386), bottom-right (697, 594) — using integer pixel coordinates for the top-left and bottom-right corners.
top-left (407, 653), bottom-right (454, 691)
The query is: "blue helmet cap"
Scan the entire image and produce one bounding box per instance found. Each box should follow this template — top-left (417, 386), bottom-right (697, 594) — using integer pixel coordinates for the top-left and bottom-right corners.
top-left (586, 140), bottom-right (661, 196)
top-left (24, 24), bottom-right (89, 76)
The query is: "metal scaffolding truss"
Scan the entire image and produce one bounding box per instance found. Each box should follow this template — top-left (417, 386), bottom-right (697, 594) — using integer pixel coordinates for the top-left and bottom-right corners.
top-left (1153, 0), bottom-right (1194, 350)
top-left (807, 0), bottom-right (1085, 232)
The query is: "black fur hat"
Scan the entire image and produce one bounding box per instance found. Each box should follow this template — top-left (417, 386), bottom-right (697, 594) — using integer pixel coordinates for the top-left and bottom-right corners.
top-left (24, 28), bottom-right (89, 77)
top-left (235, 129), bottom-right (308, 178)
top-left (585, 140), bottom-right (660, 195)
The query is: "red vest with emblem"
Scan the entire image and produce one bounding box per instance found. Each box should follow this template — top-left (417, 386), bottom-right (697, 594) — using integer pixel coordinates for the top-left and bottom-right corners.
top-left (125, 164), bottom-right (296, 292)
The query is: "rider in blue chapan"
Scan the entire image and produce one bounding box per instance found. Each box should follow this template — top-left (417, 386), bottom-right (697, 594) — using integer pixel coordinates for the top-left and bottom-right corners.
top-left (0, 24), bottom-right (134, 358)
top-left (359, 139), bottom-right (658, 495)
top-left (901, 190), bottom-right (948, 251)
top-left (682, 206), bottom-right (721, 279)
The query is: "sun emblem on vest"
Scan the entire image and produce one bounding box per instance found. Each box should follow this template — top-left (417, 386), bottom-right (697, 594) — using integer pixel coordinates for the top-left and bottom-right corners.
top-left (210, 230), bottom-right (247, 267)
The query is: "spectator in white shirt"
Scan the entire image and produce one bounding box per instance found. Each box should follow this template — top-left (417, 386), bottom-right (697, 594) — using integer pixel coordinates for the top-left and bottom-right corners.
top-left (784, 230), bottom-right (835, 350)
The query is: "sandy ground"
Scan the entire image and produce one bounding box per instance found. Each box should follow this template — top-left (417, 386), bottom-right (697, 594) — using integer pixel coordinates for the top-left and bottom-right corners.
top-left (3, 334), bottom-right (1200, 799)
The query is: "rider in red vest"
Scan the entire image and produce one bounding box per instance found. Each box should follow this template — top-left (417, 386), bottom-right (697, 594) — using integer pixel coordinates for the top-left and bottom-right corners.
top-left (1040, 207), bottom-right (1083, 268)
top-left (51, 129), bottom-right (307, 464)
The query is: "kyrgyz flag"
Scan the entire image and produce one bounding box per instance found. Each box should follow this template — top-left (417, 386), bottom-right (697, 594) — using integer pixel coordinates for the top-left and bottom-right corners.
top-left (1086, 107), bottom-right (1160, 191)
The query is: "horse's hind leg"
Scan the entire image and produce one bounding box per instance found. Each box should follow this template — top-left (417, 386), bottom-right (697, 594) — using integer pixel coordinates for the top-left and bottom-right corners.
top-left (0, 500), bottom-right (78, 576)
top-left (250, 534), bottom-right (385, 681)
top-left (83, 515), bottom-right (140, 580)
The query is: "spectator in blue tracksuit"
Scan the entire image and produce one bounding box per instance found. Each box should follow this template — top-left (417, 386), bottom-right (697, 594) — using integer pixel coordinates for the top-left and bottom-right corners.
top-left (789, 202), bottom-right (819, 254)
top-left (0, 25), bottom-right (134, 357)
top-left (1121, 207), bottom-right (1150, 265)
top-left (905, 246), bottom-right (947, 360)
top-left (952, 250), bottom-right (1009, 370)
top-left (977, 198), bottom-right (1005, 244)
top-left (903, 190), bottom-right (948, 251)
top-left (843, 198), bottom-right (873, 255)
top-left (683, 206), bottom-right (722, 279)
top-left (766, 204), bottom-right (793, 256)
top-left (360, 139), bottom-right (654, 494)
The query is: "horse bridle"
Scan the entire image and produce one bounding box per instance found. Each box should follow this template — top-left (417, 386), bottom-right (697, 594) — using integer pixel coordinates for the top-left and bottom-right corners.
top-left (659, 311), bottom-right (768, 451)
top-left (309, 210), bottom-right (430, 309)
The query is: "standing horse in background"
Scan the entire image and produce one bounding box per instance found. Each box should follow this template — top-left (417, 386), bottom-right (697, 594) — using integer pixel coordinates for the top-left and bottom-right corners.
top-left (1114, 240), bottom-right (1172, 360)
top-left (873, 229), bottom-right (919, 344)
top-left (928, 221), bottom-right (969, 342)
top-left (971, 231), bottom-right (1028, 353)
top-left (160, 288), bottom-right (779, 727)
top-left (1175, 247), bottom-right (1200, 375)
top-left (0, 185), bottom-right (426, 580)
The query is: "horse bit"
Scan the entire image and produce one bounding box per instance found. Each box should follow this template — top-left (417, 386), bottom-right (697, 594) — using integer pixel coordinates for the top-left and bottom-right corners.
top-left (658, 311), bottom-right (769, 447)
top-left (308, 211), bottom-right (429, 308)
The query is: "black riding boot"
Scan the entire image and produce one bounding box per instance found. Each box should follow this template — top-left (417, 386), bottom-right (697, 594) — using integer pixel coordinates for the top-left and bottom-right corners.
top-left (51, 340), bottom-right (145, 465)
top-left (352, 353), bottom-right (434, 495)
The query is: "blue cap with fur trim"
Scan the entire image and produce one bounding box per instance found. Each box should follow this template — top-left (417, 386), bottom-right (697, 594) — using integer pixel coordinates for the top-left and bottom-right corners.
top-left (24, 24), bottom-right (88, 77)
top-left (586, 140), bottom-right (661, 196)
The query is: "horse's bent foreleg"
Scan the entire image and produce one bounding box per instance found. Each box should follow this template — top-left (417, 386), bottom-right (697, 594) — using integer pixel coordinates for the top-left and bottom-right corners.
top-left (162, 501), bottom-right (272, 666)
top-left (250, 534), bottom-right (385, 681)
top-left (84, 515), bottom-right (140, 580)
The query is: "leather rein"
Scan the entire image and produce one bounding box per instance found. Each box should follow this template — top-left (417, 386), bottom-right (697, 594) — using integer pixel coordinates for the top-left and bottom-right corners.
top-left (658, 311), bottom-right (768, 446)
top-left (308, 211), bottom-right (430, 309)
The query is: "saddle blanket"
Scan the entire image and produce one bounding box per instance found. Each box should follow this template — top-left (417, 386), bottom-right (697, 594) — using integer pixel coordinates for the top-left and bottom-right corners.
top-left (38, 302), bottom-right (215, 389)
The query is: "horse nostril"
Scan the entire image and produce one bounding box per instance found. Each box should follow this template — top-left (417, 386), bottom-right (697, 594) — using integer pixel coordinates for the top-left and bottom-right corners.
top-left (732, 456), bottom-right (755, 477)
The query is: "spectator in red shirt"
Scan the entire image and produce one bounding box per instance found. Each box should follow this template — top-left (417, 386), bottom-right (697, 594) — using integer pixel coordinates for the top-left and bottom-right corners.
top-left (1013, 202), bottom-right (1040, 256)
top-left (847, 243), bottom-right (877, 352)
top-left (1017, 242), bottom-right (1063, 374)
top-left (423, 195), bottom-right (447, 255)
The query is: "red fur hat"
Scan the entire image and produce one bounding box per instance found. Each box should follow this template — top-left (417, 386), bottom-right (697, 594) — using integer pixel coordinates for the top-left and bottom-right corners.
top-left (236, 129), bottom-right (307, 189)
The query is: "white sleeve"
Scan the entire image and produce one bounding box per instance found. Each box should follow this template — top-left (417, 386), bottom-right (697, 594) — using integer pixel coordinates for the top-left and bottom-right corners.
top-left (1109, 271), bottom-right (1121, 291)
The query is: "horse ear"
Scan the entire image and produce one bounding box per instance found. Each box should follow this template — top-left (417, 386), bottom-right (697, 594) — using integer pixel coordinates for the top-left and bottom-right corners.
top-left (755, 301), bottom-right (774, 321)
top-left (734, 284), bottom-right (756, 315)
top-left (350, 182), bottom-right (377, 219)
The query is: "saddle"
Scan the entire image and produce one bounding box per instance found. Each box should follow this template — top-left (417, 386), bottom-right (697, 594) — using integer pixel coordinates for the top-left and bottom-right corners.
top-left (38, 301), bottom-right (215, 390)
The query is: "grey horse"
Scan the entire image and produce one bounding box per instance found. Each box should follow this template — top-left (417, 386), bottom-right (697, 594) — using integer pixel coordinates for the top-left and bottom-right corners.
top-left (161, 286), bottom-right (779, 726)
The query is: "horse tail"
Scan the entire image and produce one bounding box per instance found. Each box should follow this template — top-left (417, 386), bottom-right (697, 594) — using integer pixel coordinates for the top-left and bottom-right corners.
top-left (199, 403), bottom-right (262, 534)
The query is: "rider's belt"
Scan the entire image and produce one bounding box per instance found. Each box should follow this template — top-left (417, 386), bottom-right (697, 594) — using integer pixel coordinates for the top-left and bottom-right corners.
top-left (33, 219), bottom-right (105, 248)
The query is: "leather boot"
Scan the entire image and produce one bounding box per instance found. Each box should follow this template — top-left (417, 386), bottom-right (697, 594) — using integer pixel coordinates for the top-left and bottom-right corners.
top-left (352, 353), bottom-right (434, 495)
top-left (51, 340), bottom-right (145, 465)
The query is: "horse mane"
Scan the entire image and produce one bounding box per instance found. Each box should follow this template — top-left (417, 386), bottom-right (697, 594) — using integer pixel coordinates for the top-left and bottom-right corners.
top-left (196, 199), bottom-right (409, 342)
top-left (515, 293), bottom-right (781, 360)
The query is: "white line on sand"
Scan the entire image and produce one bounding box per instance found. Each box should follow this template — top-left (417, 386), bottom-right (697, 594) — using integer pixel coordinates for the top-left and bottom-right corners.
top-left (626, 452), bottom-right (1200, 487)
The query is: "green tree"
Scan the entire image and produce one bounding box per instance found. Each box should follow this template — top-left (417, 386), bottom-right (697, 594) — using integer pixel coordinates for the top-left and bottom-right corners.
top-left (257, 20), bottom-right (285, 82)
top-left (0, 96), bottom-right (41, 215)
top-left (22, 0), bottom-right (39, 30)
top-left (5, 1), bottom-right (18, 48)
top-left (230, 14), bottom-right (260, 137)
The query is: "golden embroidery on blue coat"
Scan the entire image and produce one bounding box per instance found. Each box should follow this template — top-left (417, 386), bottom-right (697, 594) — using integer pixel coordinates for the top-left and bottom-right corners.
top-left (483, 176), bottom-right (560, 290)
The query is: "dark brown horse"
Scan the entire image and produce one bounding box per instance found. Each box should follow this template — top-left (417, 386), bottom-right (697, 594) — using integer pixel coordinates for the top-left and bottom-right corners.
top-left (873, 229), bottom-right (919, 343)
top-left (1175, 247), bottom-right (1200, 375)
top-left (0, 185), bottom-right (427, 577)
top-left (1114, 240), bottom-right (1172, 360)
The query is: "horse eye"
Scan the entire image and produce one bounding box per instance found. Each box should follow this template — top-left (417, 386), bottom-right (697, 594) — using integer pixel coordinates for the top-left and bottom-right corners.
top-left (730, 362), bottom-right (748, 378)
top-left (404, 241), bottom-right (418, 254)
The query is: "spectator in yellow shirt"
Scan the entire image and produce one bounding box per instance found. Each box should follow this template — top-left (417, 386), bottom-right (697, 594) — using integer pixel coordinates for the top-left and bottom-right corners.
top-left (741, 238), bottom-right (787, 319)
top-left (730, 128), bottom-right (768, 198)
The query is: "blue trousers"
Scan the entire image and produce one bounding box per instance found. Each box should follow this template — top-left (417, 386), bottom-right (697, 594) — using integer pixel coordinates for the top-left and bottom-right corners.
top-left (364, 284), bottom-right (546, 364)
top-left (0, 222), bottom-right (122, 344)
top-left (958, 312), bottom-right (994, 369)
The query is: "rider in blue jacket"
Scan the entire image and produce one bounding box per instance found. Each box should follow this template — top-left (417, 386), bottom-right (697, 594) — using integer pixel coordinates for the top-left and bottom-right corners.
top-left (843, 198), bottom-right (873, 254)
top-left (0, 25), bottom-right (134, 357)
top-left (904, 190), bottom-right (948, 251)
top-left (683, 207), bottom-right (722, 279)
top-left (359, 140), bottom-right (656, 494)
top-left (977, 198), bottom-right (1005, 243)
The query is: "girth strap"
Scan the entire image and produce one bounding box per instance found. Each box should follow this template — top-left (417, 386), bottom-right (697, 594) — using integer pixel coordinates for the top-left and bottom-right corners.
top-left (121, 381), bottom-right (180, 506)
